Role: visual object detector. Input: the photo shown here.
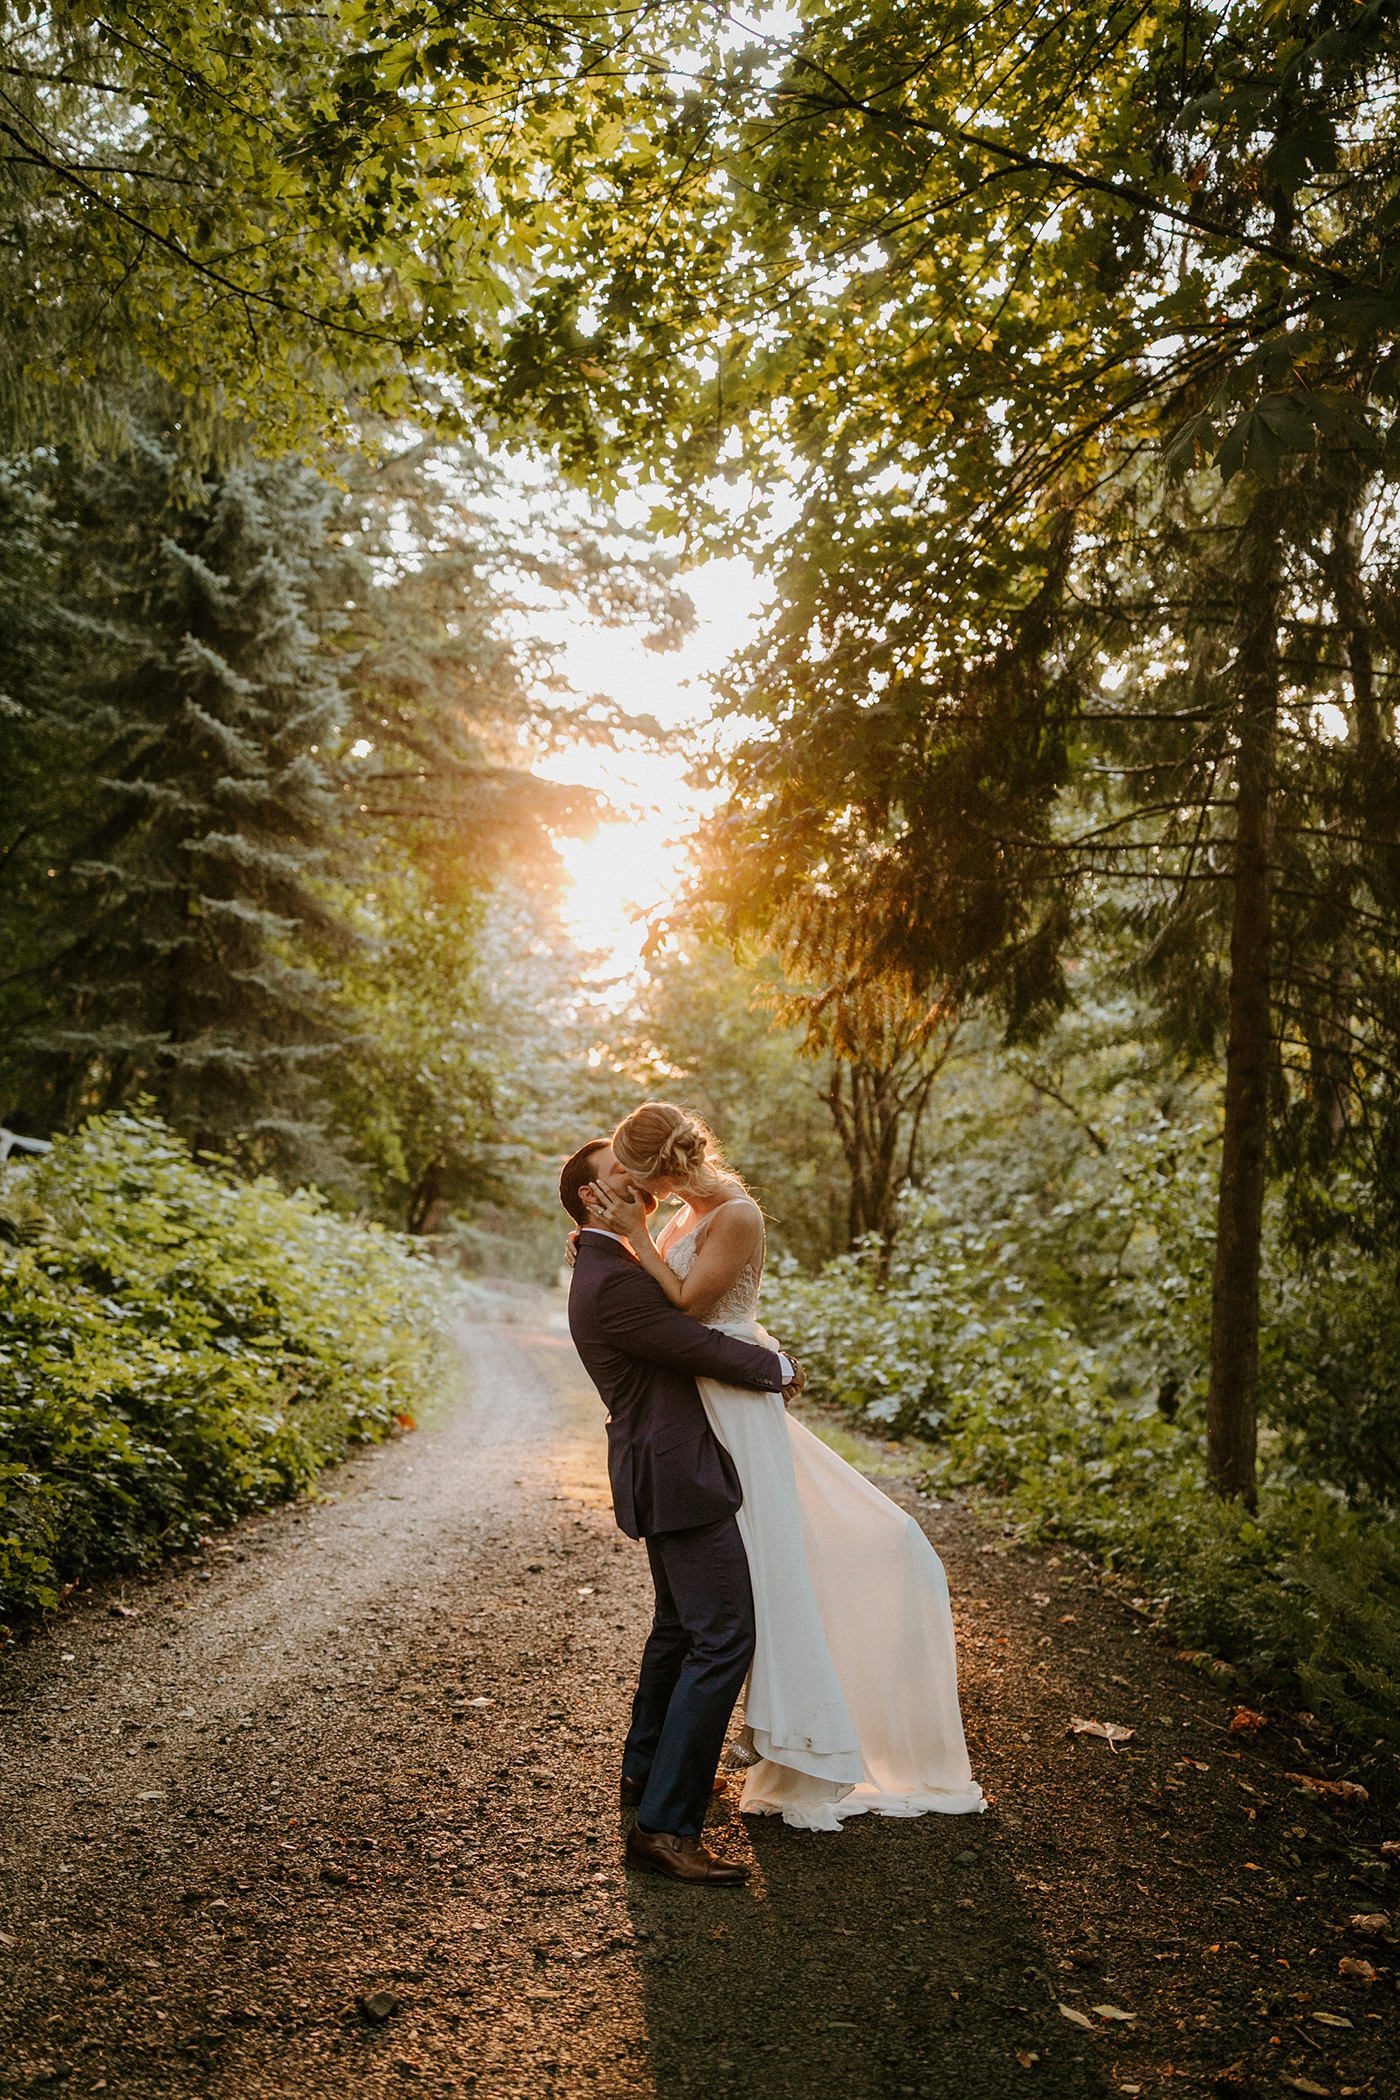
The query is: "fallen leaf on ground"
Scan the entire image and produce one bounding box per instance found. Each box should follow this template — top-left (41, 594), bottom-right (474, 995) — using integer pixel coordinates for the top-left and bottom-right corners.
top-left (1058, 2003), bottom-right (1094, 2029)
top-left (1347, 1912), bottom-right (1391, 1935)
top-left (1311, 2010), bottom-right (1353, 2027)
top-left (1069, 1717), bottom-right (1135, 1748)
top-left (1176, 1649), bottom-right (1237, 1676)
top-left (1279, 2078), bottom-right (1330, 2097)
top-left (1337, 1957), bottom-right (1376, 1983)
top-left (1015, 2051), bottom-right (1040, 2068)
top-left (1380, 1840), bottom-right (1400, 1859)
top-left (1228, 1706), bottom-right (1265, 1735)
top-left (1091, 2003), bottom-right (1137, 2022)
top-left (1178, 1756), bottom-right (1210, 1771)
top-left (1286, 1773), bottom-right (1369, 1804)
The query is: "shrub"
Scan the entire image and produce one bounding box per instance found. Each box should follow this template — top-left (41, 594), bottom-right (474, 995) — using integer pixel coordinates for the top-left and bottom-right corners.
top-left (766, 1210), bottom-right (1400, 1797)
top-left (0, 1112), bottom-right (451, 1619)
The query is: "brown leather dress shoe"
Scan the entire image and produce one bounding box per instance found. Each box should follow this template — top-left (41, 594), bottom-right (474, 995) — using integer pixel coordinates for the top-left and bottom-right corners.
top-left (625, 1825), bottom-right (751, 1884)
top-left (620, 1772), bottom-right (726, 1805)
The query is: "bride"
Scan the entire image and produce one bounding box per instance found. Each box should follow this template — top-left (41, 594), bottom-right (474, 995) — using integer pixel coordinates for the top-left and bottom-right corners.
top-left (581, 1100), bottom-right (984, 1831)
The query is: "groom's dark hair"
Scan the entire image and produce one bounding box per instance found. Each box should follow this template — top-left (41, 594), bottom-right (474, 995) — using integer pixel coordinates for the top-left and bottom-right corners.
top-left (559, 1140), bottom-right (609, 1227)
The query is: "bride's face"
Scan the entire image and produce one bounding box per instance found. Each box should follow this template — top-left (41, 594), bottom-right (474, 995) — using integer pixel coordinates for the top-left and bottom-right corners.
top-left (591, 1144), bottom-right (658, 1214)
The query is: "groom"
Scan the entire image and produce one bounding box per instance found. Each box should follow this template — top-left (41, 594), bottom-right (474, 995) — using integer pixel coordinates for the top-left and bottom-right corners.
top-left (560, 1137), bottom-right (801, 1886)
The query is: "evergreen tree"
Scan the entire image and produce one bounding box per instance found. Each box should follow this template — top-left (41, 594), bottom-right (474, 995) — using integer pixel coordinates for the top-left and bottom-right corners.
top-left (0, 407), bottom-right (688, 1194)
top-left (2, 431), bottom-right (350, 1164)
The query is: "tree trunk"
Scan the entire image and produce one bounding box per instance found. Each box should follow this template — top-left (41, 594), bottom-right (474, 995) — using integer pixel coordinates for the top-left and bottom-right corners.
top-left (406, 1157), bottom-right (445, 1236)
top-left (825, 1062), bottom-right (900, 1249)
top-left (1329, 470), bottom-right (1389, 753)
top-left (1206, 498), bottom-right (1281, 1509)
top-left (821, 1052), bottom-right (942, 1270)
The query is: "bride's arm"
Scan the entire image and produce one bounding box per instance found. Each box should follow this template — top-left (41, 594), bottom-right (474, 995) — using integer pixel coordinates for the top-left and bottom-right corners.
top-left (580, 1186), bottom-right (761, 1317)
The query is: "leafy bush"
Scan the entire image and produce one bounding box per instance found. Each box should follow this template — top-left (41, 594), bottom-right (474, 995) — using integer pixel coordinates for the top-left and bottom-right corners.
top-left (0, 1113), bottom-right (451, 1619)
top-left (766, 1180), bottom-right (1400, 1796)
top-left (1260, 1215), bottom-right (1400, 1511)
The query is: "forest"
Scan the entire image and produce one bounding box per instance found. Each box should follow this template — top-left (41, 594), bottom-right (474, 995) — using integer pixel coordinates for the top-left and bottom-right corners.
top-left (2, 0), bottom-right (1399, 1814)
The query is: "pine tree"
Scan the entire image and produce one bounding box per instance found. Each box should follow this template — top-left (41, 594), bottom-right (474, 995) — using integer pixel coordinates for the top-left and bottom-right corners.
top-left (1, 411), bottom-right (691, 1197)
top-left (2, 429), bottom-right (351, 1166)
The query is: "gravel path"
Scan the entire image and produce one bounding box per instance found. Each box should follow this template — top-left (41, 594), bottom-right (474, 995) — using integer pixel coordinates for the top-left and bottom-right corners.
top-left (1, 1292), bottom-right (1394, 2100)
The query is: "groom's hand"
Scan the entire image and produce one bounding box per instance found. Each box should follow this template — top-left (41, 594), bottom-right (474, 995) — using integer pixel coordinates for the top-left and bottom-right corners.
top-left (781, 1359), bottom-right (806, 1405)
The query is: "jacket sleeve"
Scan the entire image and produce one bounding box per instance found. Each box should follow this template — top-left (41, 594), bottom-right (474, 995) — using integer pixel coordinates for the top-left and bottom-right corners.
top-left (595, 1265), bottom-right (784, 1390)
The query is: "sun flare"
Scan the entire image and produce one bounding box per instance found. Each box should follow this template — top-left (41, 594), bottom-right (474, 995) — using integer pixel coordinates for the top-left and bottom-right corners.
top-left (536, 557), bottom-right (763, 982)
top-left (554, 804), bottom-right (693, 979)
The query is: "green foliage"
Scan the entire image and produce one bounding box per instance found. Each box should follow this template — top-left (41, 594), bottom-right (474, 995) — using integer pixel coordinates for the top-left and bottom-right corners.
top-left (501, 1), bottom-right (1400, 516)
top-left (0, 1111), bottom-right (450, 1621)
top-left (768, 1225), bottom-right (1400, 1784)
top-left (0, 1), bottom-right (696, 453)
top-left (319, 870), bottom-right (497, 1231)
top-left (1262, 1222), bottom-right (1400, 1510)
top-left (763, 1010), bottom-right (1400, 1786)
top-left (1, 429), bottom-right (351, 1158)
top-left (0, 402), bottom-right (686, 1204)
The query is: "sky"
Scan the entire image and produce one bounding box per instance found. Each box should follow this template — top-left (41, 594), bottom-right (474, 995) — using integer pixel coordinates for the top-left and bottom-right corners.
top-left (535, 556), bottom-right (766, 986)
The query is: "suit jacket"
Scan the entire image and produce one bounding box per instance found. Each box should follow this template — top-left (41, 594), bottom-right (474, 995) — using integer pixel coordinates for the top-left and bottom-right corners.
top-left (567, 1230), bottom-right (785, 1539)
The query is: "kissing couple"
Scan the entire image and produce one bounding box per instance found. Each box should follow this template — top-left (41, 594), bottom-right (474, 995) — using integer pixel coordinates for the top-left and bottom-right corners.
top-left (560, 1101), bottom-right (983, 1887)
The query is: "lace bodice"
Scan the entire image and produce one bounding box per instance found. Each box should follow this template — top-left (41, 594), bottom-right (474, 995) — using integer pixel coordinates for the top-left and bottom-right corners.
top-left (663, 1223), bottom-right (762, 1328)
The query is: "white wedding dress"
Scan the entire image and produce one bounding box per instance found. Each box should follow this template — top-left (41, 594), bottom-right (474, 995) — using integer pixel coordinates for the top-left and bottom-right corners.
top-left (666, 1220), bottom-right (985, 1831)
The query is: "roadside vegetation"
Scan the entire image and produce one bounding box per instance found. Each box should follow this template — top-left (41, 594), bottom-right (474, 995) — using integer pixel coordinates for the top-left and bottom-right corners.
top-left (0, 1114), bottom-right (451, 1624)
top-left (756, 996), bottom-right (1400, 1801)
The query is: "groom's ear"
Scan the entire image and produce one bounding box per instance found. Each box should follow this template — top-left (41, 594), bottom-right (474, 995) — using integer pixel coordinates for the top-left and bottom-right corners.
top-left (559, 1140), bottom-right (609, 1226)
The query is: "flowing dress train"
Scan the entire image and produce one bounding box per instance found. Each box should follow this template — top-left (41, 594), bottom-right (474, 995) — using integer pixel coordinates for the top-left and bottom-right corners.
top-left (665, 1226), bottom-right (984, 1832)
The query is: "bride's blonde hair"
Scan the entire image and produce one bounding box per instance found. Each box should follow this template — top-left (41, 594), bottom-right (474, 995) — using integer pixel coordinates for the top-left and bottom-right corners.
top-left (611, 1102), bottom-right (745, 1202)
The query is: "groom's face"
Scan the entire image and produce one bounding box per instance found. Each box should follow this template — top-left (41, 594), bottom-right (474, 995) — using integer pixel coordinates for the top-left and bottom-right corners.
top-left (588, 1144), bottom-right (657, 1215)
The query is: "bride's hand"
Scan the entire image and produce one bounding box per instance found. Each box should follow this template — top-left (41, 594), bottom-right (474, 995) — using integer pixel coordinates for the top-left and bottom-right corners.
top-left (563, 1230), bottom-right (580, 1270)
top-left (582, 1181), bottom-right (652, 1241)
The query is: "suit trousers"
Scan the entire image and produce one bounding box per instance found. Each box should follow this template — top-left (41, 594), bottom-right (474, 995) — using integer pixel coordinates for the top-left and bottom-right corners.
top-left (622, 1514), bottom-right (755, 1838)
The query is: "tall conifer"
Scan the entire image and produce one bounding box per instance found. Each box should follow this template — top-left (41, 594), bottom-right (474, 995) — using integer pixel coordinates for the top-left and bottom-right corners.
top-left (3, 432), bottom-right (349, 1162)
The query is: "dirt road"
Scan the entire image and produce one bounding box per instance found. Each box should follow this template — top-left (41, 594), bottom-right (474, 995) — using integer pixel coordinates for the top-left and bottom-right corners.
top-left (1, 1293), bottom-right (1394, 2100)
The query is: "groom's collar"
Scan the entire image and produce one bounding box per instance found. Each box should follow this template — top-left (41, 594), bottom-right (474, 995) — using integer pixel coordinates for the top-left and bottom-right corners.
top-left (578, 1226), bottom-right (633, 1252)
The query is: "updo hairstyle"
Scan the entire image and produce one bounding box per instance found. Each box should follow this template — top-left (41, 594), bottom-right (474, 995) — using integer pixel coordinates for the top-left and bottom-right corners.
top-left (611, 1102), bottom-right (745, 1203)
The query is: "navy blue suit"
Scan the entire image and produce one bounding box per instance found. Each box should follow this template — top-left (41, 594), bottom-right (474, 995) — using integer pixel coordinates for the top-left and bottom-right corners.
top-left (568, 1230), bottom-right (785, 1835)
